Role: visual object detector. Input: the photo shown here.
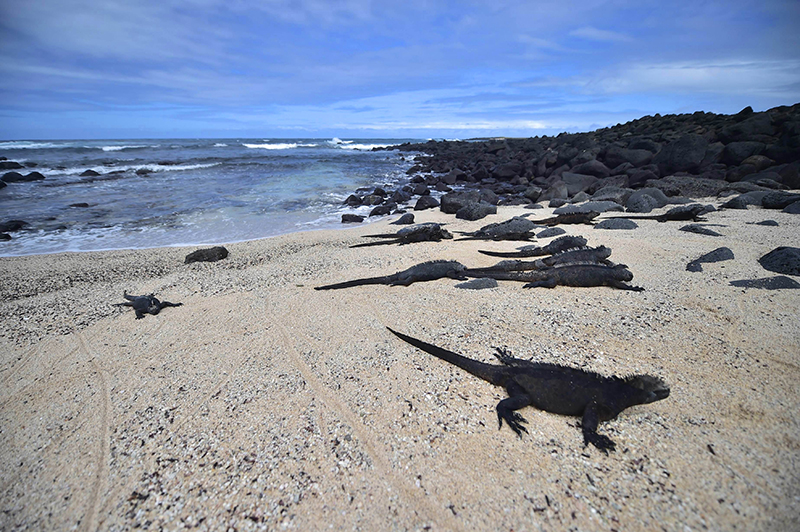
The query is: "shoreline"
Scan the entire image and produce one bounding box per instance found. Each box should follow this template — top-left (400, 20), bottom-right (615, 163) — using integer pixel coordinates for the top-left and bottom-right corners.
top-left (1, 202), bottom-right (799, 530)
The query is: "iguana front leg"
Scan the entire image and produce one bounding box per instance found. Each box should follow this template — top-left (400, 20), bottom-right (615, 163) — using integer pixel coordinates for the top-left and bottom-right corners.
top-left (496, 381), bottom-right (531, 436)
top-left (581, 402), bottom-right (616, 453)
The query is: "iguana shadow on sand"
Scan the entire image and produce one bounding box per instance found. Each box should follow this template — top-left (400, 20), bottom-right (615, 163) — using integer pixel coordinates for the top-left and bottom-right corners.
top-left (387, 328), bottom-right (669, 453)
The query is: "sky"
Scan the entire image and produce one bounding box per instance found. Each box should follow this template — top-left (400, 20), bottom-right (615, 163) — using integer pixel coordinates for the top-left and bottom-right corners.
top-left (1, 0), bottom-right (799, 140)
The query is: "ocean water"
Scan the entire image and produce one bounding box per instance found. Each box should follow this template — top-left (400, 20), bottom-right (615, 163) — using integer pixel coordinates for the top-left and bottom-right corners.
top-left (0, 138), bottom-right (420, 257)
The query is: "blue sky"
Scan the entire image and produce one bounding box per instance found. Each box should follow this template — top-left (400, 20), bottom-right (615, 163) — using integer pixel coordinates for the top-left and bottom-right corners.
top-left (1, 0), bottom-right (798, 139)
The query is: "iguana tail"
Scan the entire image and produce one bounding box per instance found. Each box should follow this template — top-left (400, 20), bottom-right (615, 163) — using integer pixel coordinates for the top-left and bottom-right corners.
top-left (349, 239), bottom-right (400, 248)
top-left (478, 249), bottom-right (539, 258)
top-left (314, 275), bottom-right (393, 290)
top-left (387, 328), bottom-right (506, 386)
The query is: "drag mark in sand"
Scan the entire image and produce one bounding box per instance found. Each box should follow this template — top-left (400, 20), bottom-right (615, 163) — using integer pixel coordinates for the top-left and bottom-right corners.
top-left (272, 300), bottom-right (461, 530)
top-left (76, 331), bottom-right (111, 532)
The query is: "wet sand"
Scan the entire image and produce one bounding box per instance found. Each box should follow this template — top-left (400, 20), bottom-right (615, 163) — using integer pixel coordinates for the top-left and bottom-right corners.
top-left (1, 202), bottom-right (798, 531)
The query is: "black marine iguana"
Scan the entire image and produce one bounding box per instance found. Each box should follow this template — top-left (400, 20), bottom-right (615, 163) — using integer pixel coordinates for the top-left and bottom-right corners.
top-left (454, 216), bottom-right (538, 241)
top-left (115, 291), bottom-right (183, 319)
top-left (467, 263), bottom-right (644, 291)
top-left (467, 246), bottom-right (612, 274)
top-left (351, 223), bottom-right (452, 248)
top-left (386, 328), bottom-right (670, 452)
top-left (520, 211), bottom-right (599, 226)
top-left (314, 260), bottom-right (467, 290)
top-left (604, 204), bottom-right (708, 223)
top-left (479, 235), bottom-right (588, 258)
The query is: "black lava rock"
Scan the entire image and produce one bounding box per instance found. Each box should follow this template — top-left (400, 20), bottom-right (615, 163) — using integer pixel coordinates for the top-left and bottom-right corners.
top-left (391, 213), bottom-right (415, 225)
top-left (341, 214), bottom-right (364, 223)
top-left (687, 247), bottom-right (734, 272)
top-left (185, 246), bottom-right (229, 264)
top-left (758, 247), bottom-right (800, 276)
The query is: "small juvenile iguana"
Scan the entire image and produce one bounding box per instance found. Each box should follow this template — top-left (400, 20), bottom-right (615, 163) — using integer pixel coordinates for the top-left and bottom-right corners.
top-left (351, 223), bottom-right (452, 248)
top-left (521, 211), bottom-right (599, 226)
top-left (454, 217), bottom-right (538, 241)
top-left (387, 328), bottom-right (670, 452)
top-left (115, 291), bottom-right (183, 319)
top-left (479, 235), bottom-right (588, 258)
top-left (314, 260), bottom-right (467, 290)
top-left (467, 246), bottom-right (612, 274)
top-left (468, 263), bottom-right (644, 291)
top-left (604, 204), bottom-right (707, 223)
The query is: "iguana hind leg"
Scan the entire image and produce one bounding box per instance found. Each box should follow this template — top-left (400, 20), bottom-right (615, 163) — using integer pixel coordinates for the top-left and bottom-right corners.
top-left (496, 381), bottom-right (531, 437)
top-left (522, 278), bottom-right (558, 289)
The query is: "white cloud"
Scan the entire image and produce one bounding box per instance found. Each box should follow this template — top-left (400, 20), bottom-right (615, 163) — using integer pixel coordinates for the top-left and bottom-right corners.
top-left (596, 59), bottom-right (800, 97)
top-left (569, 26), bottom-right (632, 43)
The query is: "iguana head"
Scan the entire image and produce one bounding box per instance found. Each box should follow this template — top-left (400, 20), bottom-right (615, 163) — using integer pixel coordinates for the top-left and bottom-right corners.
top-left (611, 264), bottom-right (634, 282)
top-left (624, 374), bottom-right (670, 403)
top-left (595, 245), bottom-right (613, 259)
top-left (146, 296), bottom-right (161, 315)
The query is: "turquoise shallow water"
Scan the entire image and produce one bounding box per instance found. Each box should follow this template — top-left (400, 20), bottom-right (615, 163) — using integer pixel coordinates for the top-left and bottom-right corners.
top-left (0, 138), bottom-right (418, 256)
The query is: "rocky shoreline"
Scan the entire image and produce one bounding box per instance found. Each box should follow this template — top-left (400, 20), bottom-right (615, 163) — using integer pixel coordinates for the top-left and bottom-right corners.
top-left (336, 104), bottom-right (800, 223)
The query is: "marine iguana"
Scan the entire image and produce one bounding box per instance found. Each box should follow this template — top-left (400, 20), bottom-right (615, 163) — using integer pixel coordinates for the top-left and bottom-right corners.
top-left (314, 260), bottom-right (467, 290)
top-left (350, 223), bottom-right (452, 248)
top-left (115, 291), bottom-right (183, 319)
top-left (467, 263), bottom-right (644, 291)
top-left (454, 216), bottom-right (538, 241)
top-left (479, 235), bottom-right (588, 258)
top-left (386, 328), bottom-right (670, 452)
top-left (604, 204), bottom-right (708, 223)
top-left (467, 246), bottom-right (612, 274)
top-left (520, 211), bottom-right (599, 226)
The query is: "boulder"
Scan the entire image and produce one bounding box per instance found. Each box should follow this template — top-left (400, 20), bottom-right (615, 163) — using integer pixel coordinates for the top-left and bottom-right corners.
top-left (455, 202), bottom-right (496, 221)
top-left (720, 191), bottom-right (770, 209)
top-left (652, 134), bottom-right (708, 174)
top-left (719, 113), bottom-right (775, 143)
top-left (80, 169), bottom-right (101, 177)
top-left (0, 220), bottom-right (29, 232)
top-left (539, 181), bottom-right (569, 202)
top-left (1, 172), bottom-right (24, 183)
top-left (369, 204), bottom-right (394, 217)
top-left (783, 201), bottom-right (800, 214)
top-left (758, 247), bottom-right (800, 276)
top-left (492, 161), bottom-right (524, 180)
top-left (591, 186), bottom-right (633, 205)
top-left (414, 195), bottom-right (440, 210)
top-left (523, 185), bottom-right (543, 202)
top-left (0, 161), bottom-right (24, 170)
top-left (570, 159), bottom-right (611, 178)
top-left (721, 141), bottom-right (765, 166)
top-left (440, 191), bottom-right (481, 214)
top-left (626, 188), bottom-right (669, 213)
top-left (362, 194), bottom-right (385, 206)
top-left (185, 246), bottom-right (229, 264)
top-left (390, 213), bottom-right (415, 225)
top-left (341, 214), bottom-right (364, 223)
top-left (560, 172), bottom-right (598, 196)
top-left (761, 191), bottom-right (800, 210)
top-left (603, 146), bottom-right (654, 168)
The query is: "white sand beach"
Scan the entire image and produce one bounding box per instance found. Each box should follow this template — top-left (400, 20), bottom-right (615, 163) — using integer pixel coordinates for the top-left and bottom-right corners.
top-left (1, 202), bottom-right (798, 531)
